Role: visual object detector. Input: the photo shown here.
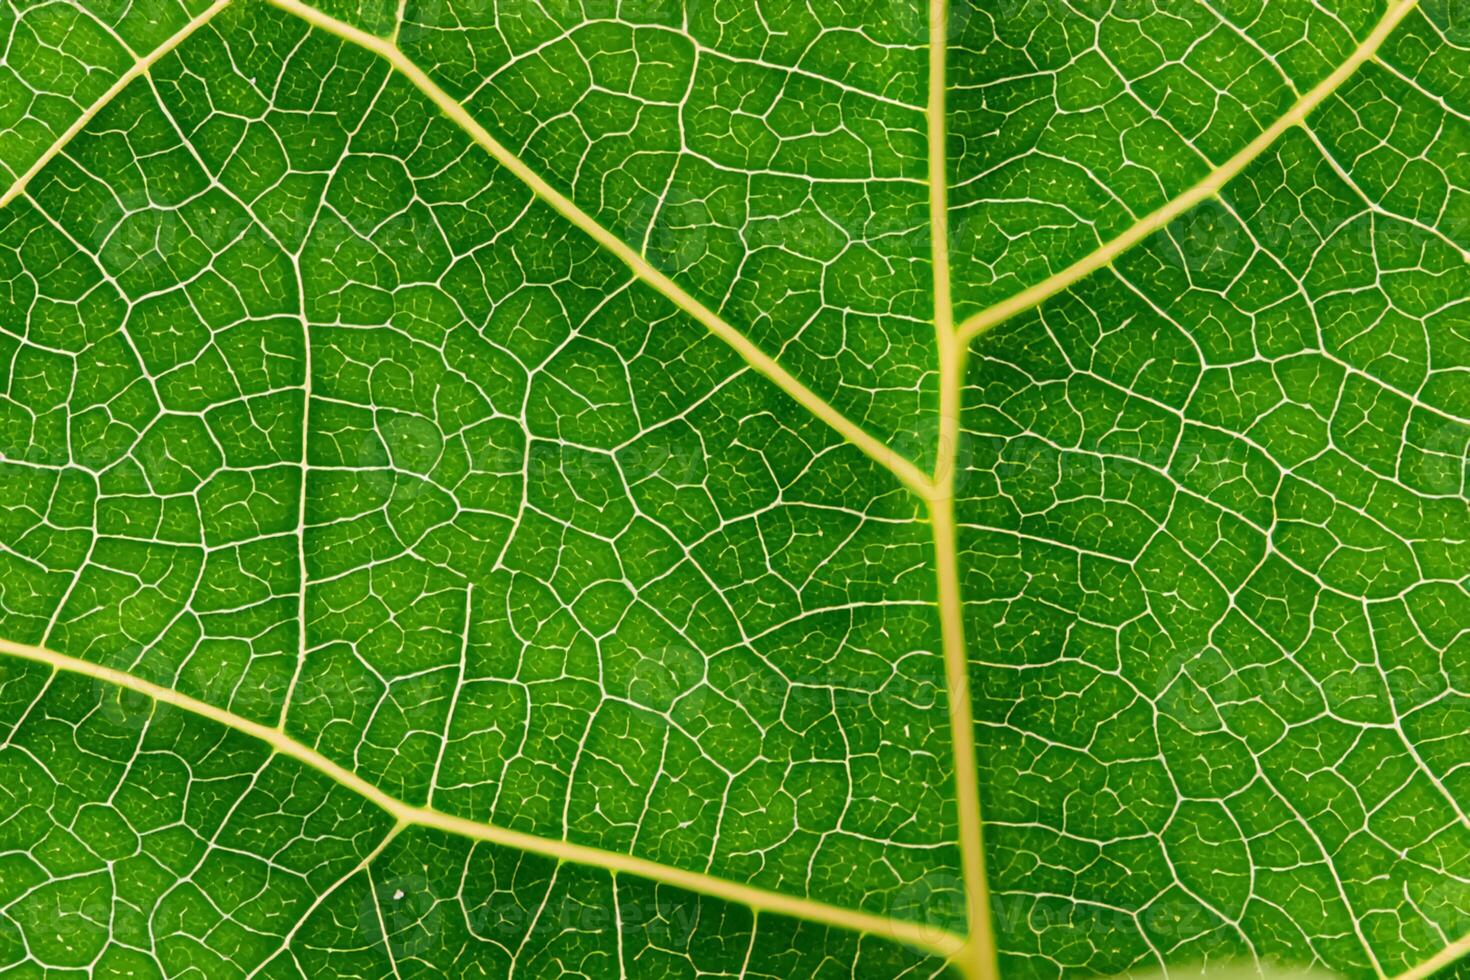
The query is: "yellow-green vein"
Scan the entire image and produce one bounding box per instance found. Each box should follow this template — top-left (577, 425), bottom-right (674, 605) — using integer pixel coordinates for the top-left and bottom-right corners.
top-left (0, 0), bottom-right (235, 209)
top-left (0, 636), bottom-right (968, 962)
top-left (953, 0), bottom-right (1421, 346)
top-left (263, 0), bottom-right (937, 503)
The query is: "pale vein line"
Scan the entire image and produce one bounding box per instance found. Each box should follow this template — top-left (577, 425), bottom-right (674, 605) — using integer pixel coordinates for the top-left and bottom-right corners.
top-left (428, 583), bottom-right (471, 805)
top-left (263, 0), bottom-right (936, 502)
top-left (369, 860), bottom-right (407, 980)
top-left (0, 637), bottom-right (967, 961)
top-left (244, 821), bottom-right (409, 979)
top-left (391, 0), bottom-right (409, 43)
top-left (953, 0), bottom-right (1422, 345)
top-left (0, 0), bottom-right (235, 210)
top-left (1395, 932), bottom-right (1470, 980)
top-left (928, 0), bottom-right (999, 976)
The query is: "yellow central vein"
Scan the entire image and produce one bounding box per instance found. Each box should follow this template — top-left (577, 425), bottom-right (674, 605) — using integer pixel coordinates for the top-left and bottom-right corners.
top-left (953, 0), bottom-right (1421, 345)
top-left (263, 0), bottom-right (935, 501)
top-left (928, 0), bottom-right (998, 978)
top-left (0, 0), bottom-right (235, 210)
top-left (0, 636), bottom-right (966, 961)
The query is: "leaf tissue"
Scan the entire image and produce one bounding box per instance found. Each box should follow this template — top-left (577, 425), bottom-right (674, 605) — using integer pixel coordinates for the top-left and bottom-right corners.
top-left (0, 0), bottom-right (1465, 977)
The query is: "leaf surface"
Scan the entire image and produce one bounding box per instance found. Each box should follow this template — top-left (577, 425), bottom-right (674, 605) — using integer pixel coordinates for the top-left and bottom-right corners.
top-left (0, 0), bottom-right (1465, 977)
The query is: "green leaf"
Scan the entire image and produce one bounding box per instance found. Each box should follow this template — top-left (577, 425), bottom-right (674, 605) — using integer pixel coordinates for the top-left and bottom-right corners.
top-left (0, 0), bottom-right (222, 192)
top-left (0, 0), bottom-right (1464, 977)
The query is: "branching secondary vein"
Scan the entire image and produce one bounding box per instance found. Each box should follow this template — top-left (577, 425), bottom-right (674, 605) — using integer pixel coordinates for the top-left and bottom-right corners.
top-left (0, 0), bottom-right (235, 210)
top-left (0, 637), bottom-right (967, 962)
top-left (262, 0), bottom-right (937, 503)
top-left (952, 0), bottom-right (1422, 346)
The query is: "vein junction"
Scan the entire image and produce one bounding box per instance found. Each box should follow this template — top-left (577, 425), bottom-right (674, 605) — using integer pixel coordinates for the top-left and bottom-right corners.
top-left (0, 636), bottom-right (966, 962)
top-left (0, 0), bottom-right (966, 970)
top-left (0, 0), bottom-right (1467, 977)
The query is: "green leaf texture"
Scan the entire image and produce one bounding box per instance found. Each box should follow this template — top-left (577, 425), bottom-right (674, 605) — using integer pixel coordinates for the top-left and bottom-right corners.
top-left (0, 0), bottom-right (1464, 977)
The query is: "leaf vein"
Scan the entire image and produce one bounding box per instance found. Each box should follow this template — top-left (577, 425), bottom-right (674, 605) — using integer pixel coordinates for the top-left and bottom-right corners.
top-left (0, 636), bottom-right (968, 962)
